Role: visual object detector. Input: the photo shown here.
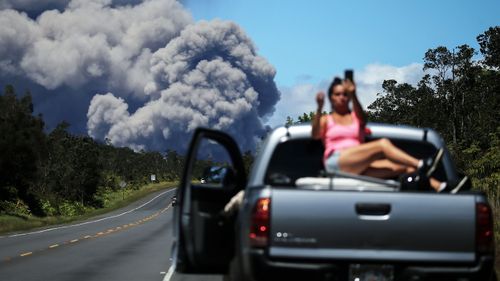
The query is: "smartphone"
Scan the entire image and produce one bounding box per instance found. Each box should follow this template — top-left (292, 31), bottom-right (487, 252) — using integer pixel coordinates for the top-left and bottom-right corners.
top-left (345, 69), bottom-right (354, 81)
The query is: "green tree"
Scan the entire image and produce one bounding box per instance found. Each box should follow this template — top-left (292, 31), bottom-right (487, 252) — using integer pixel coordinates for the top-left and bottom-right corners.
top-left (368, 80), bottom-right (421, 125)
top-left (164, 149), bottom-right (185, 181)
top-left (297, 112), bottom-right (314, 123)
top-left (242, 150), bottom-right (254, 176)
top-left (420, 44), bottom-right (483, 144)
top-left (0, 85), bottom-right (46, 215)
top-left (286, 111), bottom-right (329, 126)
top-left (477, 26), bottom-right (500, 68)
top-left (461, 128), bottom-right (500, 209)
top-left (39, 122), bottom-right (102, 208)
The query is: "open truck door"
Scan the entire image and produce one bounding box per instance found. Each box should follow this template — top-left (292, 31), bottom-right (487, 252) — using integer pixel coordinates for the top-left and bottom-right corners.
top-left (172, 128), bottom-right (246, 274)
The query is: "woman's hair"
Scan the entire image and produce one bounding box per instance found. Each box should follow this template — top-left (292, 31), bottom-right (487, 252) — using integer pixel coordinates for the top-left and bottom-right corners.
top-left (327, 77), bottom-right (343, 98)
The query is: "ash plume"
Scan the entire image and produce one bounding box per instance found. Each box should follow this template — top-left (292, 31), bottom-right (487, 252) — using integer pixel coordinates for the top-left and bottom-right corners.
top-left (88, 19), bottom-right (279, 152)
top-left (0, 0), bottom-right (280, 152)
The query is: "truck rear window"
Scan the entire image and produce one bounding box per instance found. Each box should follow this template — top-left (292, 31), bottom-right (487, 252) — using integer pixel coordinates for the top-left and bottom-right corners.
top-left (265, 139), bottom-right (324, 186)
top-left (264, 138), bottom-right (446, 187)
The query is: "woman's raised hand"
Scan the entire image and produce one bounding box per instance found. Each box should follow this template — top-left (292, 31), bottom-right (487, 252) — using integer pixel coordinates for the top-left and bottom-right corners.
top-left (316, 92), bottom-right (325, 111)
top-left (344, 79), bottom-right (356, 98)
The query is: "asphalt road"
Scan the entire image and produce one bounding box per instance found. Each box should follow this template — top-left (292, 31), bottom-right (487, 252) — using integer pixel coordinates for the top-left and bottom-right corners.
top-left (0, 188), bottom-right (222, 281)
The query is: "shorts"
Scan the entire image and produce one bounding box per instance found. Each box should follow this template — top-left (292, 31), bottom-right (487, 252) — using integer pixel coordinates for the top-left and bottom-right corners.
top-left (325, 151), bottom-right (341, 173)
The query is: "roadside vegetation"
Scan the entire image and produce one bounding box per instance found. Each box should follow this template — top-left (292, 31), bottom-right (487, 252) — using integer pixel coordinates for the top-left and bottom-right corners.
top-left (0, 181), bottom-right (177, 235)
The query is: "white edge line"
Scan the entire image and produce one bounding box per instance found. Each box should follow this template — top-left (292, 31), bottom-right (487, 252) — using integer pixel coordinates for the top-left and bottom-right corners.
top-left (163, 264), bottom-right (175, 281)
top-left (1, 188), bottom-right (176, 239)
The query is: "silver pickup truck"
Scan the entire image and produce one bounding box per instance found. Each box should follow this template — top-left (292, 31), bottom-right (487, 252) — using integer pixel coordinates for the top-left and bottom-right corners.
top-left (172, 123), bottom-right (496, 281)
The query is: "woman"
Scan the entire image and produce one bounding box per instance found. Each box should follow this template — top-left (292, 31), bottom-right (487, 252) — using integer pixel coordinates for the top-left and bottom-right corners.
top-left (312, 76), bottom-right (445, 191)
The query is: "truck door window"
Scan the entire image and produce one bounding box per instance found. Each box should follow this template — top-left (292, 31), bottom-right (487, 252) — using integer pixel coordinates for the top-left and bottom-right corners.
top-left (192, 139), bottom-right (233, 189)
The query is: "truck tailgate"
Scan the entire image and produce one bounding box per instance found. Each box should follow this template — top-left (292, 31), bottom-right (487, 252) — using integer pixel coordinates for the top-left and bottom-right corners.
top-left (269, 189), bottom-right (476, 263)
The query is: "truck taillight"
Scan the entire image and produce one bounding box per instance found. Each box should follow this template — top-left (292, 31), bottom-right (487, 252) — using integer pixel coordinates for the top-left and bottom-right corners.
top-left (250, 198), bottom-right (270, 247)
top-left (476, 203), bottom-right (494, 254)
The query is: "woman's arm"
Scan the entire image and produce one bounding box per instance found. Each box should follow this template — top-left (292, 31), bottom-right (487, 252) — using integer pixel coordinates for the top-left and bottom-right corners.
top-left (345, 80), bottom-right (367, 127)
top-left (312, 92), bottom-right (325, 139)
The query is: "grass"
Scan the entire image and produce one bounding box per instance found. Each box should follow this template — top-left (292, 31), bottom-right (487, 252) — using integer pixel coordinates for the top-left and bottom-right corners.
top-left (494, 206), bottom-right (500, 277)
top-left (476, 183), bottom-right (499, 277)
top-left (0, 181), bottom-right (178, 236)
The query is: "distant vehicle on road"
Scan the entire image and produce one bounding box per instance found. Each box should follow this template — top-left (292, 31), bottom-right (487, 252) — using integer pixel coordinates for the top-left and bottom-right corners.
top-left (172, 124), bottom-right (496, 281)
top-left (201, 166), bottom-right (228, 184)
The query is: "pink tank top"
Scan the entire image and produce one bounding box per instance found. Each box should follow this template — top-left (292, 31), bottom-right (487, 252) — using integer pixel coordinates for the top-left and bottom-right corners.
top-left (323, 112), bottom-right (364, 163)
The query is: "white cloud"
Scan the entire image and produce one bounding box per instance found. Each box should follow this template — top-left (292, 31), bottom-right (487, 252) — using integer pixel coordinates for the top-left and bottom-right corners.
top-left (356, 63), bottom-right (424, 107)
top-left (266, 82), bottom-right (326, 127)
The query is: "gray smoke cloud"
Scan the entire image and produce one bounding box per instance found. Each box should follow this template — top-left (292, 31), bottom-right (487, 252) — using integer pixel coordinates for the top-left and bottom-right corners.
top-left (88, 19), bottom-right (279, 152)
top-left (0, 0), bottom-right (280, 153)
top-left (2, 0), bottom-right (190, 94)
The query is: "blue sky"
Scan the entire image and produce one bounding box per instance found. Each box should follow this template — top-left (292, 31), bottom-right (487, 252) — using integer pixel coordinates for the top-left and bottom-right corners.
top-left (185, 0), bottom-right (500, 125)
top-left (187, 0), bottom-right (499, 84)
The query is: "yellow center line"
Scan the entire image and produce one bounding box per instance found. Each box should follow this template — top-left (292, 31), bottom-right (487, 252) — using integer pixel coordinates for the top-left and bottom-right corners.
top-left (2, 203), bottom-right (173, 263)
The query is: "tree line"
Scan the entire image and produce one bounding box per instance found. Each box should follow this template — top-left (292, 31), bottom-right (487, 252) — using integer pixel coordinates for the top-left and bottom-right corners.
top-left (286, 26), bottom-right (499, 203)
top-left (0, 88), bottom-right (185, 216)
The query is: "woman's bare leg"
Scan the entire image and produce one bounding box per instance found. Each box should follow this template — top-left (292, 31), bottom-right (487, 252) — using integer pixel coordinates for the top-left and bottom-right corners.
top-left (336, 139), bottom-right (444, 191)
top-left (429, 178), bottom-right (442, 191)
top-left (364, 159), bottom-right (443, 191)
top-left (338, 138), bottom-right (419, 174)
top-left (362, 159), bottom-right (415, 179)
